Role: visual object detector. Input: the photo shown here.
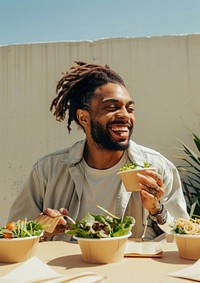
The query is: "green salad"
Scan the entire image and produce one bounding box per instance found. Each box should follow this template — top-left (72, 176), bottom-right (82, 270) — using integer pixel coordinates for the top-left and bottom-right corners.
top-left (119, 161), bottom-right (151, 171)
top-left (0, 219), bottom-right (44, 238)
top-left (65, 212), bottom-right (135, 238)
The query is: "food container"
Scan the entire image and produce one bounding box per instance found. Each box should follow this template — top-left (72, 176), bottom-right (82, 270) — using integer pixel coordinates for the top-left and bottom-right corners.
top-left (117, 167), bottom-right (156, 192)
top-left (0, 234), bottom-right (42, 263)
top-left (174, 234), bottom-right (200, 260)
top-left (74, 232), bottom-right (132, 264)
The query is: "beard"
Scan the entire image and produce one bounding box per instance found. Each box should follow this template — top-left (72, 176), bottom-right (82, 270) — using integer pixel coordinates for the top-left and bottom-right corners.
top-left (90, 120), bottom-right (132, 151)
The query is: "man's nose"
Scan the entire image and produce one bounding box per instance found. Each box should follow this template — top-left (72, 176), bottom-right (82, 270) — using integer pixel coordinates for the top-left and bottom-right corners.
top-left (116, 107), bottom-right (130, 119)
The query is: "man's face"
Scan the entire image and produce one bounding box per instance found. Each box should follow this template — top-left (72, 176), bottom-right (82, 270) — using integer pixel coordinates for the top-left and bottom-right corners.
top-left (88, 83), bottom-right (135, 151)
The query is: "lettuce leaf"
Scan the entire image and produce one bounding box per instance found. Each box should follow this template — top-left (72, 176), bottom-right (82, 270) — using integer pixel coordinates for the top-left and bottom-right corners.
top-left (65, 213), bottom-right (135, 238)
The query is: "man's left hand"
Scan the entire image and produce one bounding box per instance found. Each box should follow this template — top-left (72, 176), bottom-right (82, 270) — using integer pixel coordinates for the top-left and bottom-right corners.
top-left (138, 170), bottom-right (164, 214)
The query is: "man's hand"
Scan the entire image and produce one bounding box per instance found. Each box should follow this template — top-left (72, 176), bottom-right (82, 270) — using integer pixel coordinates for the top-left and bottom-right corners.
top-left (42, 207), bottom-right (69, 237)
top-left (138, 170), bottom-right (165, 214)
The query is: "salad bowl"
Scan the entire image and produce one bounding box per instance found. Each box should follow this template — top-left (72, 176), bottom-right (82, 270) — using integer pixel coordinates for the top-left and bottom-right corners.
top-left (0, 234), bottom-right (42, 263)
top-left (0, 219), bottom-right (43, 263)
top-left (66, 206), bottom-right (135, 264)
top-left (74, 232), bottom-right (132, 263)
top-left (174, 234), bottom-right (200, 260)
top-left (118, 166), bottom-right (156, 192)
top-left (171, 217), bottom-right (200, 260)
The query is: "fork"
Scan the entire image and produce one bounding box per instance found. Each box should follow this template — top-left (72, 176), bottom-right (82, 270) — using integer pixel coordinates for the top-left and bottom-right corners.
top-left (141, 219), bottom-right (148, 241)
top-left (64, 215), bottom-right (76, 224)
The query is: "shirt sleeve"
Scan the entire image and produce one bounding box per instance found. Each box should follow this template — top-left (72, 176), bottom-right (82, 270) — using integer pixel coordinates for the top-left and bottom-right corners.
top-left (161, 164), bottom-right (189, 222)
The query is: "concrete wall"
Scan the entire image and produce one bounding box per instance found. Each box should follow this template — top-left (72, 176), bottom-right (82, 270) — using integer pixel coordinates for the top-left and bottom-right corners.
top-left (1, 35), bottom-right (200, 226)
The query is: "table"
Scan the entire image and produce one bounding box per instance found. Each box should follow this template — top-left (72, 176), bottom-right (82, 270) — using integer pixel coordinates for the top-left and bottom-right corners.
top-left (0, 241), bottom-right (196, 283)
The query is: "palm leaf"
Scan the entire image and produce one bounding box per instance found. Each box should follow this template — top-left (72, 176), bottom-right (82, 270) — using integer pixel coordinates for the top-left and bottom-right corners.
top-left (177, 131), bottom-right (200, 218)
top-left (190, 202), bottom-right (197, 217)
top-left (193, 133), bottom-right (200, 152)
top-left (181, 142), bottom-right (200, 165)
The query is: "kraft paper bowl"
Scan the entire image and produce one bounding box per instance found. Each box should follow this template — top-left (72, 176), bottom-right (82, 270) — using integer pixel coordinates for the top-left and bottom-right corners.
top-left (0, 234), bottom-right (42, 263)
top-left (74, 232), bottom-right (132, 264)
top-left (117, 167), bottom-right (156, 192)
top-left (174, 234), bottom-right (200, 260)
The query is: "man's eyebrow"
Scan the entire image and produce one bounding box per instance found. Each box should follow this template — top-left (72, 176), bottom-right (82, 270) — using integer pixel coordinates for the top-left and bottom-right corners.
top-left (101, 98), bottom-right (135, 105)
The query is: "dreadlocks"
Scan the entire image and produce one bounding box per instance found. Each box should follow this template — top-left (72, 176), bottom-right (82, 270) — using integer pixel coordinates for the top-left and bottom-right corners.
top-left (50, 61), bottom-right (126, 133)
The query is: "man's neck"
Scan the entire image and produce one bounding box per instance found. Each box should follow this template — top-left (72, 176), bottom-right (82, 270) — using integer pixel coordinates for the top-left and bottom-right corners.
top-left (84, 144), bottom-right (124, 170)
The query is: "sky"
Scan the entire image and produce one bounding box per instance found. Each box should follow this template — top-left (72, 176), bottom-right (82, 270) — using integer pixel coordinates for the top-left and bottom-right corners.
top-left (1, 0), bottom-right (200, 46)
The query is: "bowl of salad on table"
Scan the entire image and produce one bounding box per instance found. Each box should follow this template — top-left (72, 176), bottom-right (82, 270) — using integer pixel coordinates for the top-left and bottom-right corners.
top-left (0, 219), bottom-right (44, 263)
top-left (65, 206), bottom-right (135, 264)
top-left (171, 217), bottom-right (200, 260)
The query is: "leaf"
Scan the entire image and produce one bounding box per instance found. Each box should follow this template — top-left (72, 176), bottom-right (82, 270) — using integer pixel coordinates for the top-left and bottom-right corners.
top-left (190, 202), bottom-right (197, 217)
top-left (65, 210), bottom-right (135, 238)
top-left (181, 141), bottom-right (200, 165)
top-left (193, 132), bottom-right (200, 152)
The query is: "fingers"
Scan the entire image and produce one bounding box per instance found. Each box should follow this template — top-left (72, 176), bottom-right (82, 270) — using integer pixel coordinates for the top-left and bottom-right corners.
top-left (44, 224), bottom-right (67, 237)
top-left (42, 208), bottom-right (68, 226)
top-left (140, 183), bottom-right (164, 200)
top-left (137, 171), bottom-right (164, 200)
top-left (59, 207), bottom-right (69, 215)
top-left (140, 189), bottom-right (155, 200)
top-left (140, 190), bottom-right (161, 215)
top-left (43, 208), bottom-right (61, 217)
top-left (143, 170), bottom-right (163, 186)
top-left (146, 184), bottom-right (159, 195)
top-left (138, 171), bottom-right (165, 214)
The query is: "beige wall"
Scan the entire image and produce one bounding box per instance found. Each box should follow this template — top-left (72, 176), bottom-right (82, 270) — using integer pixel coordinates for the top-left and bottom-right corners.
top-left (1, 35), bottom-right (200, 226)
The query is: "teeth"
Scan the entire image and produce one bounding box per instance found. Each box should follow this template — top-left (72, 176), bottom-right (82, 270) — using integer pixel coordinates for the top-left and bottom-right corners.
top-left (111, 126), bottom-right (128, 131)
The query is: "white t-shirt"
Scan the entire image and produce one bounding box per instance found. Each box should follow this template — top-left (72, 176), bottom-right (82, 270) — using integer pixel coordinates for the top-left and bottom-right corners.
top-left (77, 152), bottom-right (128, 220)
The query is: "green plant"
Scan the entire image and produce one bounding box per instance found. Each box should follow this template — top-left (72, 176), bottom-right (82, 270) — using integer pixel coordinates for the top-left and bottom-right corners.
top-left (177, 132), bottom-right (200, 218)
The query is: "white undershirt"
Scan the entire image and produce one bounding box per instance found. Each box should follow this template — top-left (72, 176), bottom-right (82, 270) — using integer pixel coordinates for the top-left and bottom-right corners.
top-left (77, 152), bottom-right (128, 220)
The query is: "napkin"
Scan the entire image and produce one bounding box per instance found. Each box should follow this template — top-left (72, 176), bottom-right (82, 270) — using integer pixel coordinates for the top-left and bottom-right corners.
top-left (168, 259), bottom-right (200, 281)
top-left (0, 256), bottom-right (105, 283)
top-left (124, 241), bottom-right (163, 257)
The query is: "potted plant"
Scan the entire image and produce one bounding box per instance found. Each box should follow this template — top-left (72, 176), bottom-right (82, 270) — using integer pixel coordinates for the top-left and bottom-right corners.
top-left (177, 131), bottom-right (200, 217)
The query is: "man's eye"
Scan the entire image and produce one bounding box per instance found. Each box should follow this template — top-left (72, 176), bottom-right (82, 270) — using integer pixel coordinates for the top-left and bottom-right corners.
top-left (128, 108), bottom-right (135, 113)
top-left (106, 104), bottom-right (117, 110)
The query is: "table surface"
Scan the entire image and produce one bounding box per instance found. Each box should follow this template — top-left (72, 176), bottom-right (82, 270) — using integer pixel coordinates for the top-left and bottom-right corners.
top-left (0, 240), bottom-right (196, 283)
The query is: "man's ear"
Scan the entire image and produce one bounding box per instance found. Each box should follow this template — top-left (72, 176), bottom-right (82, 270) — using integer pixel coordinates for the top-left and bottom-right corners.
top-left (76, 109), bottom-right (89, 128)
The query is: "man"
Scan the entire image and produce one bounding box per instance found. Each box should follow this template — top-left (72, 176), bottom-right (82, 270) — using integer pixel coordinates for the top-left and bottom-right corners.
top-left (8, 61), bottom-right (189, 241)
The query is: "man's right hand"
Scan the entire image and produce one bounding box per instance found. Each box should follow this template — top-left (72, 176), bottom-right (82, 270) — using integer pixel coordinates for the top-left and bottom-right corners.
top-left (42, 207), bottom-right (69, 237)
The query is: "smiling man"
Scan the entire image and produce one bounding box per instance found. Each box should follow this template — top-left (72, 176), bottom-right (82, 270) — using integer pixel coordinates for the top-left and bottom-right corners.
top-left (79, 83), bottom-right (135, 167)
top-left (86, 83), bottom-right (134, 151)
top-left (8, 61), bottom-right (189, 241)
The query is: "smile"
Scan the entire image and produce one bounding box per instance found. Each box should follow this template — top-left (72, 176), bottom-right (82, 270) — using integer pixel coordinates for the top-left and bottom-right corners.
top-left (109, 125), bottom-right (131, 139)
top-left (111, 126), bottom-right (129, 132)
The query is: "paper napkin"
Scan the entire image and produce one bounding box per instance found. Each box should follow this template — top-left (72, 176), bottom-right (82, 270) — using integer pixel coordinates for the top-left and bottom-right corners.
top-left (124, 241), bottom-right (163, 257)
top-left (168, 259), bottom-right (200, 281)
top-left (0, 256), bottom-right (105, 283)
